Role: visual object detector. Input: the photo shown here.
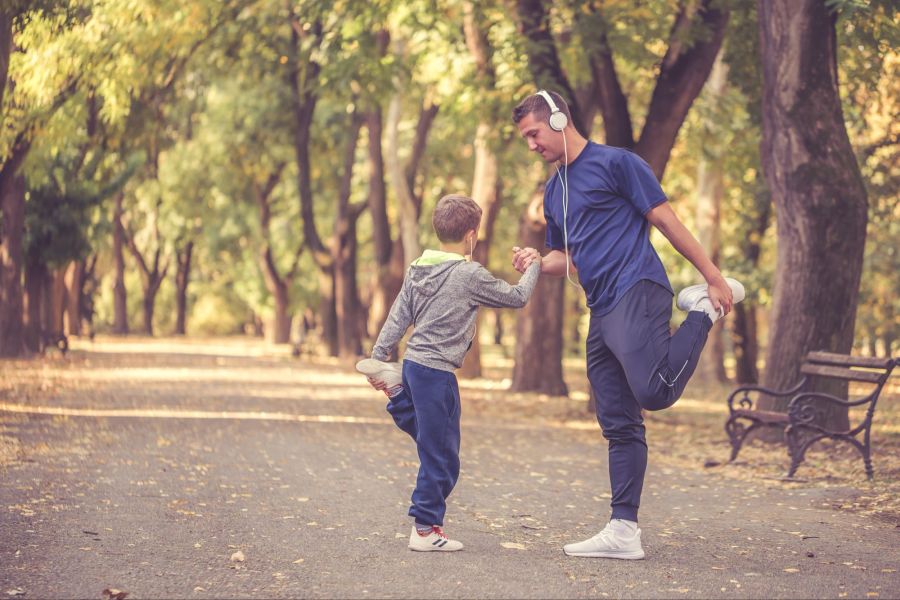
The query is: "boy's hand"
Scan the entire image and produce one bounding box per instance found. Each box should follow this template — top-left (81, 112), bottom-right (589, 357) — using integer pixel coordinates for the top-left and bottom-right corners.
top-left (367, 376), bottom-right (388, 391)
top-left (512, 246), bottom-right (541, 273)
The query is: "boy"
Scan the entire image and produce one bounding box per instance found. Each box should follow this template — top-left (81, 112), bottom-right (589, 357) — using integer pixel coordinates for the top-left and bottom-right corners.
top-left (356, 194), bottom-right (541, 552)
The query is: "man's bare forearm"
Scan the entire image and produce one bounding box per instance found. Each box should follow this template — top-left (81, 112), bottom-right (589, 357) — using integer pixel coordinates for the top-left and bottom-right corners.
top-left (646, 204), bottom-right (723, 284)
top-left (540, 249), bottom-right (575, 278)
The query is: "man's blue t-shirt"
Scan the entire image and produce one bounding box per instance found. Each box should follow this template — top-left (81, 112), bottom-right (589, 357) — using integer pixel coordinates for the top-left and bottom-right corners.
top-left (544, 141), bottom-right (673, 315)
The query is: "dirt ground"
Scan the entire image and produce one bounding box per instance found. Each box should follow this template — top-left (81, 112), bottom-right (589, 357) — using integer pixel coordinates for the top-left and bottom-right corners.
top-left (1, 336), bottom-right (897, 599)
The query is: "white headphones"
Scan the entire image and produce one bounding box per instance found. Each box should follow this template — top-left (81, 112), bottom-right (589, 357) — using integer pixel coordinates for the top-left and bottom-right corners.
top-left (536, 90), bottom-right (568, 132)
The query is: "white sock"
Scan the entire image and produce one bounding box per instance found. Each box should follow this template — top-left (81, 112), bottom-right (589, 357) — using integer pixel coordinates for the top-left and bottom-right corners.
top-left (610, 519), bottom-right (638, 534)
top-left (692, 297), bottom-right (721, 324)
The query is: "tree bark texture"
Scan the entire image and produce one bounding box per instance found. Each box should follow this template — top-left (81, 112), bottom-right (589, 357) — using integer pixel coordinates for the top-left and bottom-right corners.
top-left (757, 0), bottom-right (868, 431)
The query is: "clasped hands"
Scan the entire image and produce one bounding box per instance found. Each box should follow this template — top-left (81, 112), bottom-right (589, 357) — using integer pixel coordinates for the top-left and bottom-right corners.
top-left (511, 246), bottom-right (541, 273)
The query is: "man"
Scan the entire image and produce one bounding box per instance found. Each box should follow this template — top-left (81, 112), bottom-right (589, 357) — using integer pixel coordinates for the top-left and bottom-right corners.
top-left (511, 90), bottom-right (745, 560)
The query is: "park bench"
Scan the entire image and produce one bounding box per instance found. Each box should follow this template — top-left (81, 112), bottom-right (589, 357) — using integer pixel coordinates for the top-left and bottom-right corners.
top-left (725, 351), bottom-right (896, 479)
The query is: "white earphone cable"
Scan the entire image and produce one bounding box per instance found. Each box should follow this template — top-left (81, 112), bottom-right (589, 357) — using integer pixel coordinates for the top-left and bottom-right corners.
top-left (555, 130), bottom-right (577, 288)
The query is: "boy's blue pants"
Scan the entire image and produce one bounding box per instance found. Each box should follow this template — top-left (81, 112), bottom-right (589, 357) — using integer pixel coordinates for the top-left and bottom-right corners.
top-left (385, 359), bottom-right (460, 527)
top-left (587, 280), bottom-right (711, 522)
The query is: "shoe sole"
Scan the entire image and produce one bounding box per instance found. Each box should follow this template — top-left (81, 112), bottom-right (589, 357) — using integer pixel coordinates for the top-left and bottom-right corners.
top-left (355, 359), bottom-right (402, 385)
top-left (408, 545), bottom-right (464, 552)
top-left (676, 278), bottom-right (745, 311)
top-left (564, 549), bottom-right (645, 560)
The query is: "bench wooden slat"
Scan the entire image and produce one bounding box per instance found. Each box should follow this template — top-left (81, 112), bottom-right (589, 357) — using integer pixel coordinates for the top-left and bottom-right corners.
top-left (799, 363), bottom-right (885, 384)
top-left (732, 408), bottom-right (789, 423)
top-left (806, 351), bottom-right (893, 369)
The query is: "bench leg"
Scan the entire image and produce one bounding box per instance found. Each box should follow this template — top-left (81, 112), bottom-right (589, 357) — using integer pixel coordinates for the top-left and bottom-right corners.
top-left (725, 416), bottom-right (746, 461)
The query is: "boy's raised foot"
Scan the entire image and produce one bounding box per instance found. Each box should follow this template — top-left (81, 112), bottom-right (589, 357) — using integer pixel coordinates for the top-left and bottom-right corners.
top-left (355, 358), bottom-right (403, 387)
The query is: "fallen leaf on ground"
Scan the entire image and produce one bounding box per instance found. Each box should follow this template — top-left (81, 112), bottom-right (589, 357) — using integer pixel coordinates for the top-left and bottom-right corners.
top-left (230, 550), bottom-right (245, 562)
top-left (500, 542), bottom-right (526, 550)
top-left (101, 589), bottom-right (128, 600)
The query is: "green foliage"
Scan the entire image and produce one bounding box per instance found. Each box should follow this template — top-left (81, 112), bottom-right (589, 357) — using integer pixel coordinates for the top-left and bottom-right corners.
top-left (7, 0), bottom-right (895, 353)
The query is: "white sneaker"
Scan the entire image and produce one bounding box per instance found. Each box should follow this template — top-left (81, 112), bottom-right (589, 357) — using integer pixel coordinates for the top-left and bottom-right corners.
top-left (676, 277), bottom-right (745, 323)
top-left (408, 526), bottom-right (464, 552)
top-left (563, 519), bottom-right (645, 559)
top-left (355, 358), bottom-right (403, 388)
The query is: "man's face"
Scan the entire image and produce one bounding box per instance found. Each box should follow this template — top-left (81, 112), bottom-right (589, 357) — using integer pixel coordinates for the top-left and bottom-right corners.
top-left (517, 112), bottom-right (563, 163)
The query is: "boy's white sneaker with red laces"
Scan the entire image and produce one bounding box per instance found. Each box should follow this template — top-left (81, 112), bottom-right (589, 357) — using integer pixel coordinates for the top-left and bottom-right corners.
top-left (355, 358), bottom-right (403, 388)
top-left (408, 526), bottom-right (464, 552)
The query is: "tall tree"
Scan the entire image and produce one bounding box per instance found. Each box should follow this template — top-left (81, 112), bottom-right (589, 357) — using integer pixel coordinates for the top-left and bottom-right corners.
top-left (458, 0), bottom-right (506, 378)
top-left (757, 0), bottom-right (869, 430)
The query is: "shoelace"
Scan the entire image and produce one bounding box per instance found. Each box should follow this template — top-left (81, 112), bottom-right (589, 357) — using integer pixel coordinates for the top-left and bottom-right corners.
top-left (432, 526), bottom-right (448, 540)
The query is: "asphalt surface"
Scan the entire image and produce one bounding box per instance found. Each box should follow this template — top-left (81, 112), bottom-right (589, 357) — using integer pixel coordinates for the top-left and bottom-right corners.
top-left (1, 345), bottom-right (897, 599)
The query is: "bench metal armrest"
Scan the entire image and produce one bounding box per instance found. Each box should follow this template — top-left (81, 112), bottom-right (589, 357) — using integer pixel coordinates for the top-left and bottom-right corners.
top-left (787, 391), bottom-right (874, 434)
top-left (727, 379), bottom-right (807, 413)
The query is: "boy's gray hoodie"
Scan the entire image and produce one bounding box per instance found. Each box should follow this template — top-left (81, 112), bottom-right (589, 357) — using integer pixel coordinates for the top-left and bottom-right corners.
top-left (372, 250), bottom-right (541, 372)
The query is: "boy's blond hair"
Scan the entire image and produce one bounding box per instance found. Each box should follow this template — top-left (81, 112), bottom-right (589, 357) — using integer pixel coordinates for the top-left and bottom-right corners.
top-left (432, 194), bottom-right (482, 243)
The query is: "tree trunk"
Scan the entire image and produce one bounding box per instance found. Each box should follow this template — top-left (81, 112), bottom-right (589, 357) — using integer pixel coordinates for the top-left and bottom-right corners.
top-left (757, 0), bottom-right (868, 431)
top-left (112, 192), bottom-right (129, 335)
top-left (22, 256), bottom-right (45, 353)
top-left (174, 240), bottom-right (193, 335)
top-left (128, 242), bottom-right (167, 337)
top-left (47, 267), bottom-right (67, 338)
top-left (635, 0), bottom-right (730, 179)
top-left (510, 190), bottom-right (567, 395)
top-left (365, 104), bottom-right (398, 342)
top-left (266, 276), bottom-right (291, 344)
top-left (65, 260), bottom-right (84, 336)
top-left (332, 113), bottom-right (365, 358)
top-left (732, 302), bottom-right (759, 384)
top-left (731, 184), bottom-right (770, 384)
top-left (333, 217), bottom-right (363, 357)
top-left (0, 169), bottom-right (25, 356)
top-left (318, 269), bottom-right (338, 356)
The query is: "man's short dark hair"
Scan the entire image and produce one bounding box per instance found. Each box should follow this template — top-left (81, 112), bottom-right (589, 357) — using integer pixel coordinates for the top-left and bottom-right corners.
top-left (432, 194), bottom-right (483, 243)
top-left (512, 90), bottom-right (572, 125)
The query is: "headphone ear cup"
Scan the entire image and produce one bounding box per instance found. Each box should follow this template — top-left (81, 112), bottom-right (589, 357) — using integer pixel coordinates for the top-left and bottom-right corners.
top-left (549, 111), bottom-right (568, 132)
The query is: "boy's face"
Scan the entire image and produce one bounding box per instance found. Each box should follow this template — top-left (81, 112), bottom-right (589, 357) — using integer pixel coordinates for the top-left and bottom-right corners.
top-left (517, 112), bottom-right (564, 163)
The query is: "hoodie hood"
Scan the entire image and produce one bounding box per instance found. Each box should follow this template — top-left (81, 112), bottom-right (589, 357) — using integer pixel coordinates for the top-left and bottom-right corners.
top-left (407, 249), bottom-right (467, 297)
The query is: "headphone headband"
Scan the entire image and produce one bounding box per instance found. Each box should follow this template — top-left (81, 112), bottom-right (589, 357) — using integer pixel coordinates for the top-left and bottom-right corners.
top-left (536, 89), bottom-right (568, 132)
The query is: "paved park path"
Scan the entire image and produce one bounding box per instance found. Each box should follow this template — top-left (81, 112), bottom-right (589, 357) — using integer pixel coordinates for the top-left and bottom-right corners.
top-left (1, 339), bottom-right (897, 599)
